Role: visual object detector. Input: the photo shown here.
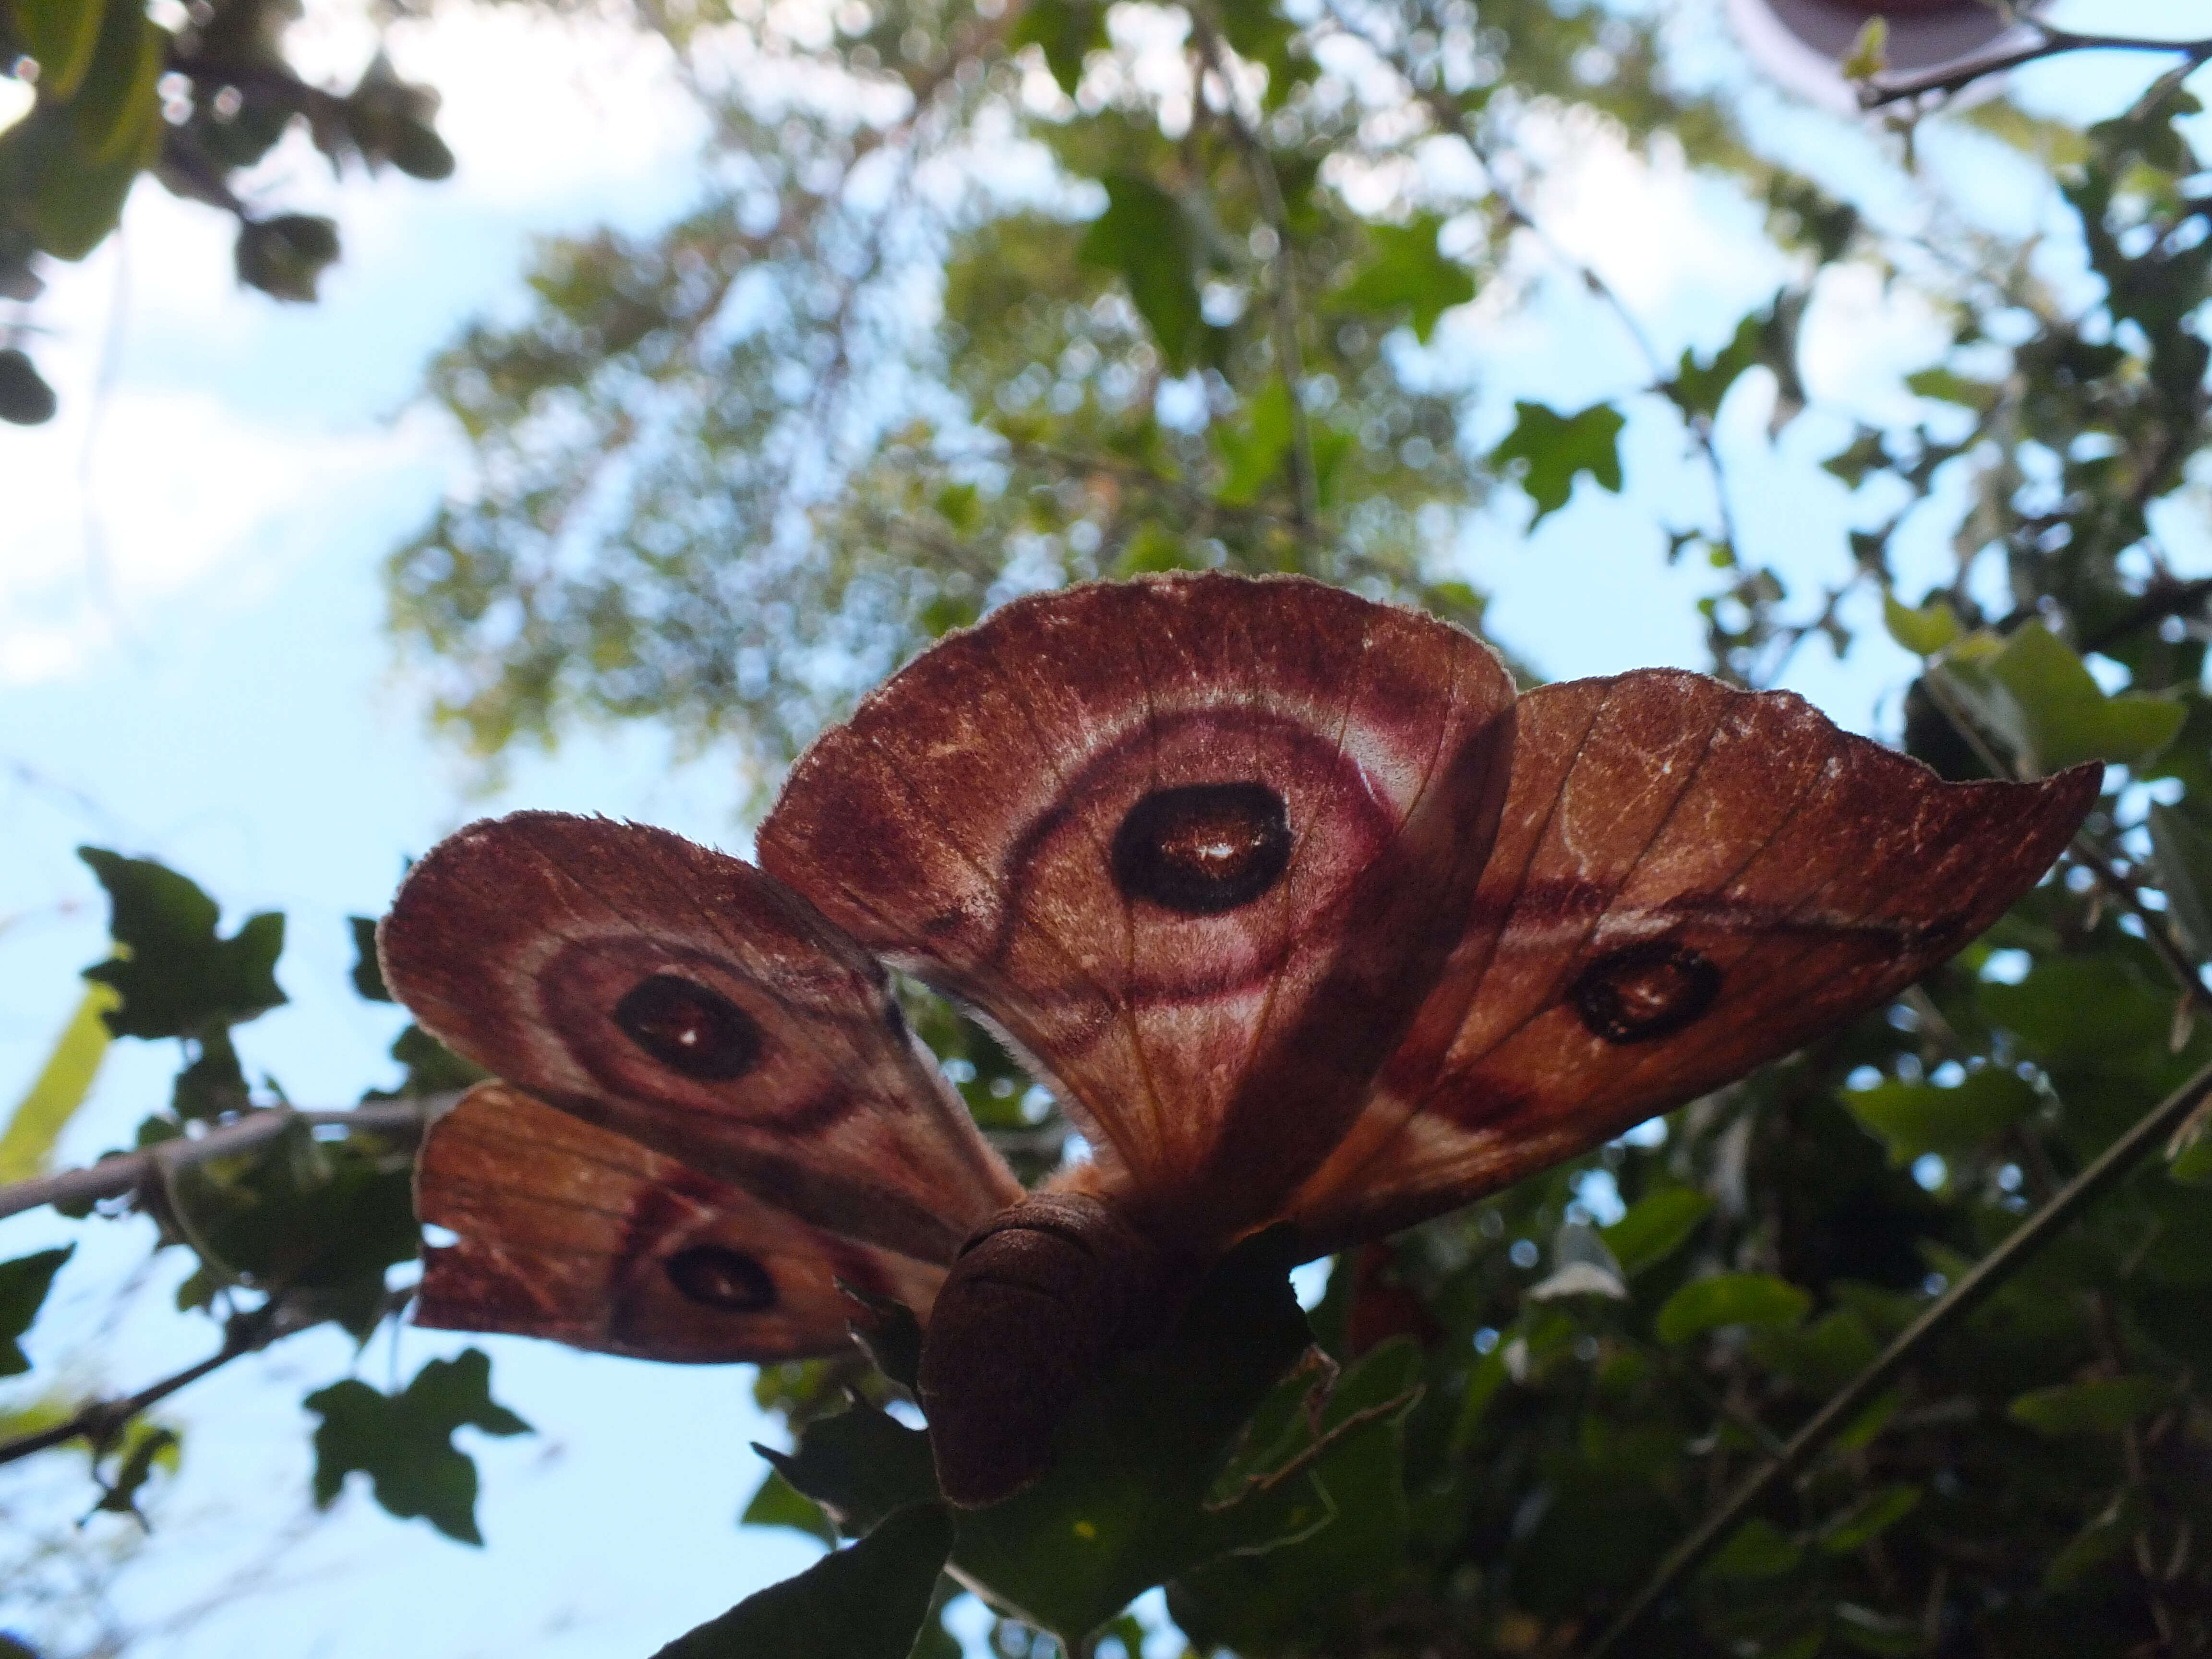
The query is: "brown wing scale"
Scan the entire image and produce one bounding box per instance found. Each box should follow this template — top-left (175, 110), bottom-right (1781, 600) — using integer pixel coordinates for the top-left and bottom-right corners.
top-left (379, 813), bottom-right (1022, 1265)
top-left (416, 1083), bottom-right (944, 1362)
top-left (757, 572), bottom-right (1519, 1246)
top-left (1288, 669), bottom-right (2099, 1248)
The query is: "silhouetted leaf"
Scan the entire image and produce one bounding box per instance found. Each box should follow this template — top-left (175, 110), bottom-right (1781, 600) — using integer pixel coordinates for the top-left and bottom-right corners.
top-left (306, 1349), bottom-right (529, 1543)
top-left (1330, 214), bottom-right (1473, 342)
top-left (0, 1247), bottom-right (72, 1375)
top-left (653, 1503), bottom-right (952, 1659)
top-left (1491, 400), bottom-right (1625, 527)
top-left (78, 849), bottom-right (286, 1040)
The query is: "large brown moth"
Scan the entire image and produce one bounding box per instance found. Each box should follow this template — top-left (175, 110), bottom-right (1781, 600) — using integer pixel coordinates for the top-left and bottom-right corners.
top-left (378, 573), bottom-right (2097, 1507)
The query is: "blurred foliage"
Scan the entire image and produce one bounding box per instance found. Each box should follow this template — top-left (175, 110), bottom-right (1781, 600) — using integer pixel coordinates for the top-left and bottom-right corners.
top-left (4, 0), bottom-right (2212, 1657)
top-left (0, 0), bottom-right (456, 421)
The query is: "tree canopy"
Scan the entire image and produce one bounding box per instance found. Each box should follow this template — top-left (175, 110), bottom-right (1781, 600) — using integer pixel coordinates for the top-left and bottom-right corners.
top-left (5, 1), bottom-right (2212, 1656)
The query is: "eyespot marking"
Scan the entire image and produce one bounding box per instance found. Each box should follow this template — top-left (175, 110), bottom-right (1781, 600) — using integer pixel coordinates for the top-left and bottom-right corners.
top-left (1569, 941), bottom-right (1722, 1045)
top-left (1110, 782), bottom-right (1293, 915)
top-left (664, 1244), bottom-right (777, 1311)
top-left (614, 974), bottom-right (763, 1079)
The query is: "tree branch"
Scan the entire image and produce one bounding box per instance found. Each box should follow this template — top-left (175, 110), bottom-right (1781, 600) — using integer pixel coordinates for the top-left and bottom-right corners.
top-left (1189, 11), bottom-right (1320, 535)
top-left (1859, 27), bottom-right (2212, 112)
top-left (0, 1307), bottom-right (284, 1467)
top-left (1586, 1051), bottom-right (2212, 1658)
top-left (0, 1097), bottom-right (441, 1224)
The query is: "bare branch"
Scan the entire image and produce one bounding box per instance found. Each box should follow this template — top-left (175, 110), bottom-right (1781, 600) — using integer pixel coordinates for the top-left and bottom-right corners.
top-left (0, 1307), bottom-right (288, 1468)
top-left (0, 1097), bottom-right (442, 1224)
top-left (1859, 27), bottom-right (2212, 113)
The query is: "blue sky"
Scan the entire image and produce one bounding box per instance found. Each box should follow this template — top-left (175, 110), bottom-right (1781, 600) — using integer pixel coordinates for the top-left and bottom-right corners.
top-left (0, 3), bottom-right (2205, 1654)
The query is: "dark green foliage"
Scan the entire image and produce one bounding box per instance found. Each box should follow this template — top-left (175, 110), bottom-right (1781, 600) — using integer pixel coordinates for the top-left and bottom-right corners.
top-left (654, 1504), bottom-right (955, 1659)
top-left (305, 1350), bottom-right (530, 1544)
top-left (0, 0), bottom-right (455, 415)
top-left (76, 848), bottom-right (285, 1043)
top-left (0, 348), bottom-right (56, 424)
top-left (1491, 400), bottom-right (1627, 527)
top-left (1329, 214), bottom-right (1473, 344)
top-left (0, 1247), bottom-right (72, 1374)
top-left (234, 213), bottom-right (341, 303)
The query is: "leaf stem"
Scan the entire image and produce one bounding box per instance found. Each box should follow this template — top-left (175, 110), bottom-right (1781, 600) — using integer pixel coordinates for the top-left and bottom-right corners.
top-left (1585, 1051), bottom-right (2212, 1658)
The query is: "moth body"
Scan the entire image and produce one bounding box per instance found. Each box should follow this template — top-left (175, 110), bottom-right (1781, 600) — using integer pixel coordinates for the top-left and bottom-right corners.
top-left (919, 1190), bottom-right (1195, 1507)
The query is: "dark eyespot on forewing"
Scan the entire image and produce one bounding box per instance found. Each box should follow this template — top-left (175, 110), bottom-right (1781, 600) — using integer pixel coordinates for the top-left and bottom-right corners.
top-left (1570, 941), bottom-right (1723, 1045)
top-left (613, 974), bottom-right (764, 1079)
top-left (1110, 781), bottom-right (1294, 915)
top-left (664, 1244), bottom-right (778, 1311)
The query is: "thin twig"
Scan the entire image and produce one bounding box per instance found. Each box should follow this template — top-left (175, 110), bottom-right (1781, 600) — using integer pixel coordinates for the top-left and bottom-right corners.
top-left (1585, 1052), bottom-right (2212, 1658)
top-left (1189, 11), bottom-right (1320, 534)
top-left (0, 1097), bottom-right (440, 1223)
top-left (1859, 27), bottom-right (2212, 112)
top-left (0, 1308), bottom-right (282, 1467)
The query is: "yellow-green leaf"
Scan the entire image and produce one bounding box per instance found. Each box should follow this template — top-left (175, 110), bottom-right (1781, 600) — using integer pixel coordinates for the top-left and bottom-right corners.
top-left (1654, 1274), bottom-right (1809, 1346)
top-left (2008, 1375), bottom-right (2172, 1438)
top-left (0, 981), bottom-right (118, 1181)
top-left (11, 0), bottom-right (107, 100)
top-left (1882, 592), bottom-right (1959, 658)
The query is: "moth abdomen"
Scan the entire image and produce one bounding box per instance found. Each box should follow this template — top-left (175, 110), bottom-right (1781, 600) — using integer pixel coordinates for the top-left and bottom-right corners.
top-left (917, 1191), bottom-right (1184, 1508)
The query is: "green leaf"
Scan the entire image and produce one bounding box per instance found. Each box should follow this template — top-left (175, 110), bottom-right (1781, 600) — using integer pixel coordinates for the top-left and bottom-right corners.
top-left (1078, 176), bottom-right (1202, 373)
top-left (1905, 365), bottom-right (2002, 414)
top-left (1491, 400), bottom-right (1625, 528)
top-left (2148, 804), bottom-right (2212, 963)
top-left (89, 1423), bottom-right (179, 1520)
top-left (2007, 1375), bottom-right (2172, 1438)
top-left (0, 347), bottom-right (58, 425)
top-left (305, 1349), bottom-right (530, 1543)
top-left (1819, 1484), bottom-right (1921, 1554)
top-left (2044, 1492), bottom-right (2143, 1590)
top-left (1699, 1516), bottom-right (1801, 1582)
top-left (349, 917), bottom-right (394, 1002)
top-left (1882, 593), bottom-right (1960, 658)
top-left (12, 0), bottom-right (106, 100)
top-left (1171, 1342), bottom-right (1424, 1651)
top-left (1843, 1068), bottom-right (2039, 1163)
top-left (741, 1467), bottom-right (838, 1545)
top-left (1937, 620), bottom-right (2182, 774)
top-left (0, 1246), bottom-right (72, 1375)
top-left (1009, 0), bottom-right (1107, 95)
top-left (1213, 377), bottom-right (1294, 506)
top-left (1664, 310), bottom-right (1762, 423)
top-left (0, 982), bottom-right (119, 1179)
top-left (653, 1503), bottom-right (953, 1659)
top-left (1839, 15), bottom-right (1887, 81)
top-left (946, 1233), bottom-right (1312, 1645)
top-left (64, 0), bottom-right (163, 165)
top-left (757, 1403), bottom-right (938, 1538)
top-left (77, 849), bottom-right (287, 1040)
top-left (1654, 1274), bottom-right (1809, 1346)
top-left (236, 215), bottom-right (343, 304)
top-left (1600, 1188), bottom-right (1711, 1277)
top-left (1329, 214), bottom-right (1473, 343)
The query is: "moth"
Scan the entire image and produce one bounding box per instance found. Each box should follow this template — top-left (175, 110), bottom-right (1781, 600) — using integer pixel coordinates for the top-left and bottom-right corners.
top-left (379, 573), bottom-right (2096, 1506)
